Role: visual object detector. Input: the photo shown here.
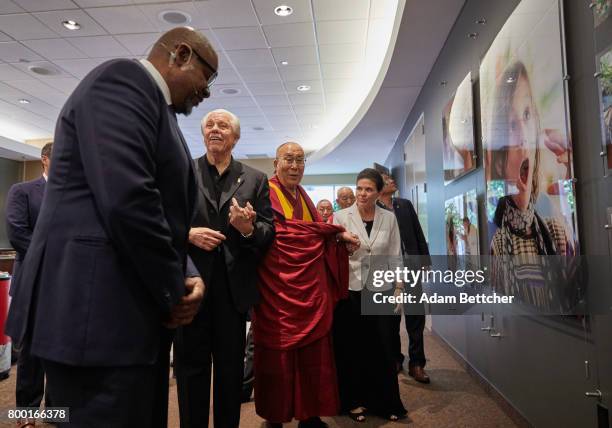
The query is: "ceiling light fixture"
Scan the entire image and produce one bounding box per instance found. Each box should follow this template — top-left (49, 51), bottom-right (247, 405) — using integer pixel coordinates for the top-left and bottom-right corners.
top-left (281, 60), bottom-right (289, 66)
top-left (274, 5), bottom-right (293, 17)
top-left (28, 65), bottom-right (60, 76)
top-left (297, 84), bottom-right (311, 92)
top-left (476, 18), bottom-right (486, 25)
top-left (18, 99), bottom-right (30, 104)
top-left (158, 10), bottom-right (192, 25)
top-left (62, 20), bottom-right (80, 30)
top-left (220, 88), bottom-right (240, 95)
top-left (467, 32), bottom-right (478, 39)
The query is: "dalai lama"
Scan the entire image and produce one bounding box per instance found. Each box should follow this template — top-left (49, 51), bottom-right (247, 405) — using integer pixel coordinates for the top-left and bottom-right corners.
top-left (253, 142), bottom-right (360, 428)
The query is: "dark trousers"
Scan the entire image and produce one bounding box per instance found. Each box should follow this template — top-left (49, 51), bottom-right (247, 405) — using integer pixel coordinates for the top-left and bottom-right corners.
top-left (392, 314), bottom-right (426, 368)
top-left (175, 266), bottom-right (245, 428)
top-left (41, 331), bottom-right (172, 428)
top-left (242, 322), bottom-right (254, 399)
top-left (16, 340), bottom-right (49, 408)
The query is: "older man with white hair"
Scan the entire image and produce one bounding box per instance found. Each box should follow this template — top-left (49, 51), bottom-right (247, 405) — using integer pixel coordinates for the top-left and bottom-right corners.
top-left (175, 109), bottom-right (275, 428)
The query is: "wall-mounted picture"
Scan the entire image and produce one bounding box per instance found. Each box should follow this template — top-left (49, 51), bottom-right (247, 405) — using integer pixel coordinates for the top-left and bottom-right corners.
top-left (598, 45), bottom-right (612, 170)
top-left (444, 189), bottom-right (479, 256)
top-left (442, 72), bottom-right (476, 184)
top-left (480, 0), bottom-right (578, 259)
top-left (593, 0), bottom-right (612, 28)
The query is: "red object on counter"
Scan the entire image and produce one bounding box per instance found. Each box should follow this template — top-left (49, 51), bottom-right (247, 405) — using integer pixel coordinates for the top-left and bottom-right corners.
top-left (0, 277), bottom-right (10, 346)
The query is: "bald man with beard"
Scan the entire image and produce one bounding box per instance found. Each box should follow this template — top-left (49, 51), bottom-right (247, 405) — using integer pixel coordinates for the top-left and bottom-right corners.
top-left (253, 142), bottom-right (359, 428)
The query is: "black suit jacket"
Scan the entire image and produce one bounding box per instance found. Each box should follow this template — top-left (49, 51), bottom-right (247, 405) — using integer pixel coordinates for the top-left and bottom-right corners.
top-left (5, 176), bottom-right (45, 295)
top-left (190, 156), bottom-right (274, 313)
top-left (6, 59), bottom-right (197, 366)
top-left (382, 198), bottom-right (431, 267)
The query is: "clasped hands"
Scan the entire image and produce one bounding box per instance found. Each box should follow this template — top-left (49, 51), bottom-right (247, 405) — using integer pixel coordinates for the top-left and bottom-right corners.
top-left (189, 198), bottom-right (256, 251)
top-left (165, 276), bottom-right (205, 329)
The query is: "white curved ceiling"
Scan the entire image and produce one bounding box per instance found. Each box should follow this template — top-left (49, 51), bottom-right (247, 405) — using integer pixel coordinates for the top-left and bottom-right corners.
top-left (307, 0), bottom-right (465, 174)
top-left (0, 0), bottom-right (406, 162)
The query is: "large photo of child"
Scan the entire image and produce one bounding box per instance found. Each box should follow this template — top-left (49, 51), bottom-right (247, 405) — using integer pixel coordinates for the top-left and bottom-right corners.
top-left (480, 0), bottom-right (580, 312)
top-left (480, 0), bottom-right (578, 259)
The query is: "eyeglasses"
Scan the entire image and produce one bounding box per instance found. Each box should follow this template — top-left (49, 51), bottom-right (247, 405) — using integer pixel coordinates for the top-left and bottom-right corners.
top-left (161, 42), bottom-right (218, 89)
top-left (279, 156), bottom-right (306, 166)
top-left (191, 48), bottom-right (218, 88)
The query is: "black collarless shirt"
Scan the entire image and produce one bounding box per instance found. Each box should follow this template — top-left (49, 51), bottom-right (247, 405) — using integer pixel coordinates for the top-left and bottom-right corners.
top-left (203, 155), bottom-right (232, 205)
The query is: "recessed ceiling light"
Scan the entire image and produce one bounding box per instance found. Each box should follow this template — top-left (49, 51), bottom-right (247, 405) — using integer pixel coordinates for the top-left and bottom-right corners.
top-left (281, 60), bottom-right (289, 66)
top-left (297, 84), bottom-right (311, 92)
top-left (274, 5), bottom-right (293, 17)
top-left (467, 32), bottom-right (478, 39)
top-left (62, 20), bottom-right (80, 30)
top-left (158, 10), bottom-right (192, 25)
top-left (28, 65), bottom-right (60, 76)
top-left (220, 88), bottom-right (240, 95)
top-left (18, 99), bottom-right (30, 104)
top-left (476, 18), bottom-right (486, 25)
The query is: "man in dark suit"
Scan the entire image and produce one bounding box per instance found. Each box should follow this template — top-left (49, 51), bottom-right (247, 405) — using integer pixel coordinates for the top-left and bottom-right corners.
top-left (378, 173), bottom-right (432, 383)
top-left (175, 109), bottom-right (274, 428)
top-left (6, 143), bottom-right (53, 414)
top-left (6, 27), bottom-right (218, 427)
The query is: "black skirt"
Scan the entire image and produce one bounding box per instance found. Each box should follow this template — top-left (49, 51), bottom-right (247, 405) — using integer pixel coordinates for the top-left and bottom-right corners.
top-left (332, 290), bottom-right (407, 417)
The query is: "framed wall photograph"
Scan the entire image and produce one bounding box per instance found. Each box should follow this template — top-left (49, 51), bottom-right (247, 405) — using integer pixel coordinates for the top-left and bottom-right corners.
top-left (444, 189), bottom-right (479, 256)
top-left (597, 44), bottom-right (612, 171)
top-left (480, 0), bottom-right (579, 258)
top-left (593, 0), bottom-right (612, 28)
top-left (442, 72), bottom-right (476, 184)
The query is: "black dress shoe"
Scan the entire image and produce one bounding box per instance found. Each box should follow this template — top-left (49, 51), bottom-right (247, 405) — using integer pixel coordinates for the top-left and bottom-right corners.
top-left (241, 387), bottom-right (253, 403)
top-left (298, 417), bottom-right (328, 428)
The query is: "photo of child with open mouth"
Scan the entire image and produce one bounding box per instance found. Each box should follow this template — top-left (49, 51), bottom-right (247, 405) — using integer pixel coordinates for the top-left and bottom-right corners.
top-left (486, 60), bottom-right (573, 258)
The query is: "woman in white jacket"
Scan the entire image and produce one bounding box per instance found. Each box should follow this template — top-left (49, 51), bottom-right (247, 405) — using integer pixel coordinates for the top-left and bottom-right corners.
top-left (332, 168), bottom-right (407, 423)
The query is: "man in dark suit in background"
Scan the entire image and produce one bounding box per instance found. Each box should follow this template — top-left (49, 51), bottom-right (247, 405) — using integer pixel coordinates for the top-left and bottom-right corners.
top-left (6, 27), bottom-right (218, 427)
top-left (378, 173), bottom-right (432, 384)
top-left (6, 142), bottom-right (53, 415)
top-left (175, 109), bottom-right (274, 428)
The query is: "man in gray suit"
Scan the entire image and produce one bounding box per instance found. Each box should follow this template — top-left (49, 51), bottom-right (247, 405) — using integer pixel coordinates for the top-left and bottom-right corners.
top-left (6, 27), bottom-right (217, 428)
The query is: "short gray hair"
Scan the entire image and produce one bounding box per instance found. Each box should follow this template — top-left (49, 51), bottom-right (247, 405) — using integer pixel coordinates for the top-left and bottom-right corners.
top-left (201, 109), bottom-right (241, 139)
